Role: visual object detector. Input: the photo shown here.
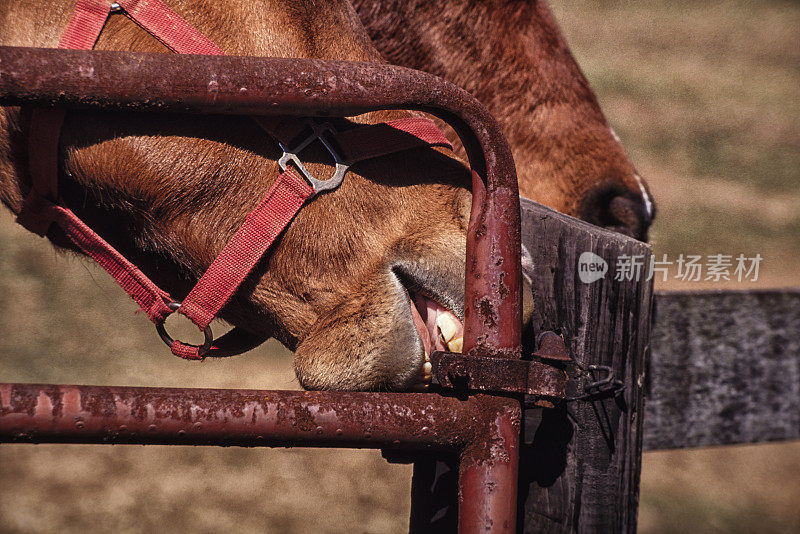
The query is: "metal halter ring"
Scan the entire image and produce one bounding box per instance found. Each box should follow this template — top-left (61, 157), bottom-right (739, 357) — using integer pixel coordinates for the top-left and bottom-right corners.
top-left (155, 301), bottom-right (214, 355)
top-left (278, 120), bottom-right (349, 195)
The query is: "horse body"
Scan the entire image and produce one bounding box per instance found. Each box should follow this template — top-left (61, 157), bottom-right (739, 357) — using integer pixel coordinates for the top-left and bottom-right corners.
top-left (354, 0), bottom-right (655, 239)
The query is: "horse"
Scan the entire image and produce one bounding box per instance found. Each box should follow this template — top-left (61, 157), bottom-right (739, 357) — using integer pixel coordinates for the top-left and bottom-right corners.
top-left (354, 0), bottom-right (655, 240)
top-left (0, 0), bottom-right (647, 393)
top-left (0, 0), bottom-right (481, 391)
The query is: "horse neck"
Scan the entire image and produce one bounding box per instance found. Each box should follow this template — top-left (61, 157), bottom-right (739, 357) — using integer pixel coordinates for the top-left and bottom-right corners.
top-left (354, 0), bottom-right (627, 202)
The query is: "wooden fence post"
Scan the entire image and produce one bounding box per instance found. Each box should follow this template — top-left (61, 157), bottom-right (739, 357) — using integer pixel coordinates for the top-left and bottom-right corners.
top-left (519, 198), bottom-right (653, 532)
top-left (407, 199), bottom-right (653, 532)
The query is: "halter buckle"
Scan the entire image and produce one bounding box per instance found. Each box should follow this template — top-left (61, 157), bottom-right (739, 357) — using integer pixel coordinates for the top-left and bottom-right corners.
top-left (278, 121), bottom-right (349, 195)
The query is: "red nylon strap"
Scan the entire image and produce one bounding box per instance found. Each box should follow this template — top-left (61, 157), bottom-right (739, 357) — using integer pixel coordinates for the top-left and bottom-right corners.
top-left (170, 327), bottom-right (267, 361)
top-left (337, 118), bottom-right (452, 163)
top-left (253, 117), bottom-right (452, 163)
top-left (251, 116), bottom-right (308, 147)
top-left (180, 167), bottom-right (313, 330)
top-left (21, 0), bottom-right (456, 361)
top-left (18, 0), bottom-right (225, 359)
top-left (18, 109), bottom-right (67, 236)
top-left (115, 0), bottom-right (224, 55)
top-left (18, 0), bottom-right (110, 233)
top-left (21, 195), bottom-right (173, 322)
top-left (58, 0), bottom-right (111, 49)
top-left (168, 116), bottom-right (451, 359)
top-left (54, 204), bottom-right (174, 322)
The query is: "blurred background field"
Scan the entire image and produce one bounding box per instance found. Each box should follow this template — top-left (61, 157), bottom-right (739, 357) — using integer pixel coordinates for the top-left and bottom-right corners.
top-left (554, 1), bottom-right (800, 532)
top-left (1, 0), bottom-right (798, 532)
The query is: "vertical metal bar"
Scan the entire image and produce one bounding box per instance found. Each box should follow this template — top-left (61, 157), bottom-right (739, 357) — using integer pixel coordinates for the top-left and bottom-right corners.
top-left (457, 397), bottom-right (521, 534)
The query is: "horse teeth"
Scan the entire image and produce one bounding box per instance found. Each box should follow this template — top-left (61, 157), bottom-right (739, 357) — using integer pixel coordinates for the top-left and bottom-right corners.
top-left (437, 312), bottom-right (459, 343)
top-left (423, 361), bottom-right (432, 376)
top-left (447, 337), bottom-right (463, 353)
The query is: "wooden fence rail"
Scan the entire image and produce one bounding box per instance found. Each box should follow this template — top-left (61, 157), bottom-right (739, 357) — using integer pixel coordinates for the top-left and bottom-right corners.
top-left (644, 289), bottom-right (800, 450)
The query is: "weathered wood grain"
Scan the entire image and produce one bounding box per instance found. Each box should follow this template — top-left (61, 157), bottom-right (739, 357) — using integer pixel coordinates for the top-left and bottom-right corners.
top-left (410, 200), bottom-right (797, 532)
top-left (519, 198), bottom-right (653, 533)
top-left (644, 289), bottom-right (800, 450)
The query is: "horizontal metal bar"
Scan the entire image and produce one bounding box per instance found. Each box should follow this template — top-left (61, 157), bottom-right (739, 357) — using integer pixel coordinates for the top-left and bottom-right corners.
top-left (0, 383), bottom-right (521, 533)
top-left (0, 383), bottom-right (516, 450)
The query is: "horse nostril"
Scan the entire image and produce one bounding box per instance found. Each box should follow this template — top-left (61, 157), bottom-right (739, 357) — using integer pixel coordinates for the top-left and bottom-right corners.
top-left (581, 189), bottom-right (652, 242)
top-left (606, 196), bottom-right (650, 241)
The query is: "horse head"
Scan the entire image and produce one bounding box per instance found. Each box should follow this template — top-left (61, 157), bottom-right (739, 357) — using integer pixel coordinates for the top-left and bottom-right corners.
top-left (355, 0), bottom-right (655, 240)
top-left (1, 0), bottom-right (649, 393)
top-left (0, 0), bottom-right (478, 391)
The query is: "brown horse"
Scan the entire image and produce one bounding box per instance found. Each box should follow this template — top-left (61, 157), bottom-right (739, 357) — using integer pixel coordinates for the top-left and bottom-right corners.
top-left (1, 0), bottom-right (478, 391)
top-left (355, 0), bottom-right (655, 240)
top-left (0, 0), bottom-right (645, 392)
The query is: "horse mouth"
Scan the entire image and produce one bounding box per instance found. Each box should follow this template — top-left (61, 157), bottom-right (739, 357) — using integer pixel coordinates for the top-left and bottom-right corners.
top-left (408, 291), bottom-right (464, 385)
top-left (391, 263), bottom-right (465, 389)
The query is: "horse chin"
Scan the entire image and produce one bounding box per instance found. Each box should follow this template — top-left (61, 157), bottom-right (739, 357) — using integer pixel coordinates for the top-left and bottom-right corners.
top-left (291, 261), bottom-right (465, 392)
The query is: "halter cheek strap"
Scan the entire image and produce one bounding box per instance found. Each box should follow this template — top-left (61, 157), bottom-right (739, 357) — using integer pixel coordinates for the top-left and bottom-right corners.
top-left (18, 0), bottom-right (454, 360)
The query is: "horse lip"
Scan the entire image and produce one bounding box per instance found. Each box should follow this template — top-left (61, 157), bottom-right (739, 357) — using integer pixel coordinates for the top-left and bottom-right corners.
top-left (393, 266), bottom-right (464, 358)
top-left (391, 264), bottom-right (464, 322)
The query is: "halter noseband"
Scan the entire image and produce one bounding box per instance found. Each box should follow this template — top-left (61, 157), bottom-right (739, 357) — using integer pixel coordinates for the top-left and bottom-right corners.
top-left (18, 0), bottom-right (454, 360)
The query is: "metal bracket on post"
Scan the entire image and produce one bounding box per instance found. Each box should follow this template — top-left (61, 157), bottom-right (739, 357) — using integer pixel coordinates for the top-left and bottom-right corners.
top-left (567, 364), bottom-right (626, 402)
top-left (430, 331), bottom-right (572, 401)
top-left (430, 331), bottom-right (574, 451)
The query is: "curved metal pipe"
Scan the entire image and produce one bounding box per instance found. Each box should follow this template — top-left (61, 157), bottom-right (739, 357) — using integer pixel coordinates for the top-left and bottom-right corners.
top-left (0, 46), bottom-right (521, 359)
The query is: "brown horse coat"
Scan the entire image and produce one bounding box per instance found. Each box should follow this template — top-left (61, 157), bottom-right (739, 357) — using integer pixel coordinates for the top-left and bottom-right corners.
top-left (1, 0), bottom-right (652, 391)
top-left (355, 0), bottom-right (655, 239)
top-left (1, 0), bottom-right (474, 390)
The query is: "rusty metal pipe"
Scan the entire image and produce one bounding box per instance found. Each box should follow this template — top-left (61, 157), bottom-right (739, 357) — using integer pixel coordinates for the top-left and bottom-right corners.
top-left (458, 401), bottom-right (520, 533)
top-left (0, 383), bottom-right (488, 449)
top-left (0, 383), bottom-right (520, 533)
top-left (0, 46), bottom-right (521, 360)
top-left (0, 46), bottom-right (525, 532)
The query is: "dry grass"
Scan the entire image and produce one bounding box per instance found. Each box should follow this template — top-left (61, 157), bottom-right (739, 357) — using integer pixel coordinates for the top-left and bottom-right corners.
top-left (0, 210), bottom-right (413, 534)
top-left (550, 0), bottom-right (800, 291)
top-left (548, 1), bottom-right (800, 532)
top-left (639, 443), bottom-right (800, 534)
top-left (1, 0), bottom-right (798, 532)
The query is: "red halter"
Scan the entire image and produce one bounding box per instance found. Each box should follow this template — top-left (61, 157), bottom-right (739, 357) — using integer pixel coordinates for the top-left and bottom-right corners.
top-left (18, 0), bottom-right (453, 360)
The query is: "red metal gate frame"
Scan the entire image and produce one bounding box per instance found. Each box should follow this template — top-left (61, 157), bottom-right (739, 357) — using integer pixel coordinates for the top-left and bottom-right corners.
top-left (0, 46), bottom-right (526, 533)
